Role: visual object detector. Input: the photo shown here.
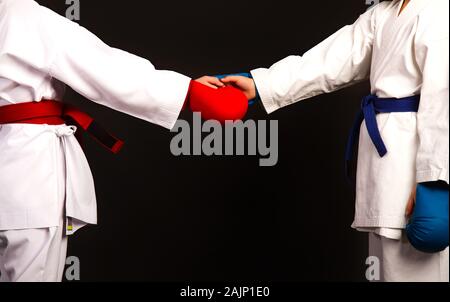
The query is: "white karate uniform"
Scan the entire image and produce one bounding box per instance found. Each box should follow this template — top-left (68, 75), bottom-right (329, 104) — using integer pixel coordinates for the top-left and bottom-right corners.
top-left (0, 0), bottom-right (190, 281)
top-left (251, 0), bottom-right (449, 281)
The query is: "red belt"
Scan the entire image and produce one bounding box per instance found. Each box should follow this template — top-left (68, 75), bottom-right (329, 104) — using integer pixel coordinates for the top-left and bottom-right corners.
top-left (0, 100), bottom-right (124, 154)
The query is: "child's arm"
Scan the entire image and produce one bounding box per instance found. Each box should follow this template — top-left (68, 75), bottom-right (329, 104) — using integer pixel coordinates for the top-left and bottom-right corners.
top-left (414, 8), bottom-right (449, 185)
top-left (238, 3), bottom-right (387, 114)
top-left (403, 3), bottom-right (448, 253)
top-left (2, 0), bottom-right (190, 130)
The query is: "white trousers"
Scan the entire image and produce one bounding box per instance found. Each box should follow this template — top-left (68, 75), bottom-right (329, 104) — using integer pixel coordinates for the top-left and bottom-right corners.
top-left (0, 221), bottom-right (68, 282)
top-left (0, 131), bottom-right (68, 283)
top-left (369, 232), bottom-right (449, 282)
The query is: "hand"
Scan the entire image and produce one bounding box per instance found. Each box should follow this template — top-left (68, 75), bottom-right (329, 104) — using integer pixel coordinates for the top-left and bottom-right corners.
top-left (405, 184), bottom-right (417, 217)
top-left (195, 76), bottom-right (225, 89)
top-left (220, 76), bottom-right (257, 100)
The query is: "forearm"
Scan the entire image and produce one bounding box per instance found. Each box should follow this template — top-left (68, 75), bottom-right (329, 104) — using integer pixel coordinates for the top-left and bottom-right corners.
top-left (46, 18), bottom-right (191, 130)
top-left (250, 9), bottom-right (377, 114)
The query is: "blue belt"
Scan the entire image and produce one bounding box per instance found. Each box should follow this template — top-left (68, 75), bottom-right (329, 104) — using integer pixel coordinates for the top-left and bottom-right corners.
top-left (345, 94), bottom-right (420, 180)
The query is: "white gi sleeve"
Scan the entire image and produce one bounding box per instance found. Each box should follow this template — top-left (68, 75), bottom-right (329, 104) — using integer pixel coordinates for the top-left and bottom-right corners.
top-left (414, 12), bottom-right (449, 184)
top-left (3, 0), bottom-right (191, 130)
top-left (250, 3), bottom-right (385, 114)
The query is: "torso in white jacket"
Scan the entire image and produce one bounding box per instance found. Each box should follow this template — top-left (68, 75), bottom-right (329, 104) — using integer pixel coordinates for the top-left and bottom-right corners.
top-left (0, 0), bottom-right (191, 233)
top-left (251, 0), bottom-right (449, 239)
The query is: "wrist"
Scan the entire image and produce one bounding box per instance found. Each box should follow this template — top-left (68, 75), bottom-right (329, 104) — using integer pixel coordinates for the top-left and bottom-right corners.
top-left (418, 181), bottom-right (449, 190)
top-left (251, 80), bottom-right (260, 103)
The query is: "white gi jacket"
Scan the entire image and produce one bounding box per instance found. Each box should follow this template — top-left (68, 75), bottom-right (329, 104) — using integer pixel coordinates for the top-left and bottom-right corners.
top-left (251, 0), bottom-right (449, 238)
top-left (0, 0), bottom-right (191, 232)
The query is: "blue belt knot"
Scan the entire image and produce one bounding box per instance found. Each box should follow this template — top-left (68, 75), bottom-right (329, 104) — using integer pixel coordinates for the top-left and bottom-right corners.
top-left (345, 94), bottom-right (420, 181)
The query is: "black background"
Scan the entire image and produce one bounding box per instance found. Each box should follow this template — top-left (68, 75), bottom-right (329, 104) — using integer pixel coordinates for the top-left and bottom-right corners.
top-left (35, 0), bottom-right (375, 282)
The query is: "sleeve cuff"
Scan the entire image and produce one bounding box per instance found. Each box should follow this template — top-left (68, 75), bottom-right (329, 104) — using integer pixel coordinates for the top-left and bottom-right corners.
top-left (250, 68), bottom-right (280, 114)
top-left (144, 72), bottom-right (191, 131)
top-left (417, 168), bottom-right (449, 185)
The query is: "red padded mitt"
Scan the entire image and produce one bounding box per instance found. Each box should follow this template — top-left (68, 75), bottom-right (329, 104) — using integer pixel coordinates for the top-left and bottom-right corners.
top-left (185, 80), bottom-right (248, 123)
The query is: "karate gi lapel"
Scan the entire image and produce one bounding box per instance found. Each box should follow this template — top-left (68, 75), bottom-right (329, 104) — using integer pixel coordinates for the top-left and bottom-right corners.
top-left (372, 0), bottom-right (431, 82)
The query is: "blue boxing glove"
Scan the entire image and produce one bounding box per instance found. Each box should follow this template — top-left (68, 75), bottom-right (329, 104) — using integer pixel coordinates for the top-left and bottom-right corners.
top-left (215, 73), bottom-right (260, 106)
top-left (406, 181), bottom-right (449, 253)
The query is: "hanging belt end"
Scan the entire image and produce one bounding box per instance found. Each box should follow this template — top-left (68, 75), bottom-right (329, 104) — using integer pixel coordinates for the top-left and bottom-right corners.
top-left (378, 148), bottom-right (388, 158)
top-left (111, 139), bottom-right (125, 154)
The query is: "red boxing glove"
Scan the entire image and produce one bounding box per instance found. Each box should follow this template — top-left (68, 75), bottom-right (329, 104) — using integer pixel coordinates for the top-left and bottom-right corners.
top-left (184, 80), bottom-right (248, 123)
